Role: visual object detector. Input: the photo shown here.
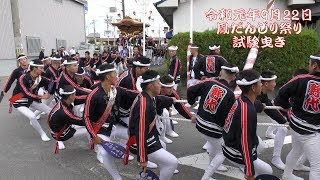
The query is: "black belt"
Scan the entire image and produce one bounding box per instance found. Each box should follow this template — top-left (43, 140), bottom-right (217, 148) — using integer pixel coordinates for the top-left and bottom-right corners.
top-left (117, 120), bottom-right (128, 128)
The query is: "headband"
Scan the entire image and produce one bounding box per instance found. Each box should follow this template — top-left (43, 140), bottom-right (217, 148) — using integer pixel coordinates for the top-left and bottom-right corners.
top-left (95, 68), bottom-right (117, 75)
top-left (62, 60), bottom-right (78, 65)
top-left (29, 61), bottom-right (44, 67)
top-left (59, 88), bottom-right (76, 95)
top-left (221, 66), bottom-right (239, 73)
top-left (261, 75), bottom-right (277, 81)
top-left (160, 82), bottom-right (175, 87)
top-left (209, 45), bottom-right (220, 50)
top-left (236, 76), bottom-right (262, 86)
top-left (310, 55), bottom-right (320, 61)
top-left (133, 61), bottom-right (150, 67)
top-left (140, 75), bottom-right (160, 84)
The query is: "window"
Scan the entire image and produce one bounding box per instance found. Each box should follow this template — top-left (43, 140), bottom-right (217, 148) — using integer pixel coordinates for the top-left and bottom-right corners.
top-left (26, 36), bottom-right (41, 56)
top-left (56, 39), bottom-right (67, 50)
top-left (105, 30), bottom-right (111, 36)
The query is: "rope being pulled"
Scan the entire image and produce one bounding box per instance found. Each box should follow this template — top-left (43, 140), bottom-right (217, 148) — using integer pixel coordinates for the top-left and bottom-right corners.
top-left (159, 116), bottom-right (289, 127)
top-left (176, 100), bottom-right (285, 110)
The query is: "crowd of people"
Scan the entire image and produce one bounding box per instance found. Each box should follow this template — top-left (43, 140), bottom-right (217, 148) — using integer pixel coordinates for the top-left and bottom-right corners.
top-left (1, 40), bottom-right (320, 180)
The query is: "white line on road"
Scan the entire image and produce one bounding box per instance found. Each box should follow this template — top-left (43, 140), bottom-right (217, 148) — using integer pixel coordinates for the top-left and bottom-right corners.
top-left (178, 153), bottom-right (243, 179)
top-left (262, 135), bottom-right (292, 148)
top-left (178, 135), bottom-right (292, 179)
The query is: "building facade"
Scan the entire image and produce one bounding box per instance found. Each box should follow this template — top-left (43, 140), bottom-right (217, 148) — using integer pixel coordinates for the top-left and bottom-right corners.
top-left (155, 0), bottom-right (320, 44)
top-left (0, 0), bottom-right (86, 75)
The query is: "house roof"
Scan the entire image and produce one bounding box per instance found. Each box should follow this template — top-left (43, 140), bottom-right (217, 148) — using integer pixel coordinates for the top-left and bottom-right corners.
top-left (72, 0), bottom-right (86, 5)
top-left (87, 33), bottom-right (100, 38)
top-left (154, 0), bottom-right (179, 28)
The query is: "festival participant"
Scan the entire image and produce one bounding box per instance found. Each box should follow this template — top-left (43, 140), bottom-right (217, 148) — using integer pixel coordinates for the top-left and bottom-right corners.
top-left (223, 70), bottom-right (273, 180)
top-left (12, 59), bottom-right (52, 141)
top-left (275, 54), bottom-right (320, 180)
top-left (126, 70), bottom-right (178, 180)
top-left (187, 63), bottom-right (239, 179)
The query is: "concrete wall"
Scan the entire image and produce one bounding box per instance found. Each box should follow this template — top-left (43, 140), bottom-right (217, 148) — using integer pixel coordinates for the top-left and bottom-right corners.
top-left (0, 0), bottom-right (16, 60)
top-left (173, 0), bottom-right (289, 34)
top-left (18, 0), bottom-right (86, 56)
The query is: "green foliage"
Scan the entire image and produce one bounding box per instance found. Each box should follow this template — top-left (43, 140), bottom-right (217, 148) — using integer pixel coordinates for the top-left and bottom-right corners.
top-left (168, 27), bottom-right (319, 85)
top-left (88, 38), bottom-right (95, 44)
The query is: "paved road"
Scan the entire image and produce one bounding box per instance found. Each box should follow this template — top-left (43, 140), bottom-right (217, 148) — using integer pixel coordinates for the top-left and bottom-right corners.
top-left (0, 77), bottom-right (310, 180)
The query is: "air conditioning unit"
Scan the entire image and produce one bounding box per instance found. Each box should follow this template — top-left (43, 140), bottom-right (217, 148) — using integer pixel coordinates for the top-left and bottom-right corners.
top-left (110, 7), bottom-right (117, 13)
top-left (288, 0), bottom-right (315, 6)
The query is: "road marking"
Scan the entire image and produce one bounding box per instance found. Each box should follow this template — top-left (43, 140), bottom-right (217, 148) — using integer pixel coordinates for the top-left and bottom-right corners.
top-left (178, 153), bottom-right (243, 179)
top-left (178, 135), bottom-right (292, 179)
top-left (262, 135), bottom-right (292, 148)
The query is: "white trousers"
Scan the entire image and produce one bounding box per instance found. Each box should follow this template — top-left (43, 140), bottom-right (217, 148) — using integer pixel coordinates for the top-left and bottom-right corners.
top-left (230, 158), bottom-right (273, 177)
top-left (73, 104), bottom-right (84, 118)
top-left (128, 45), bottom-right (133, 58)
top-left (58, 127), bottom-right (89, 147)
top-left (73, 126), bottom-right (89, 138)
top-left (110, 123), bottom-right (128, 148)
top-left (118, 45), bottom-right (123, 53)
top-left (202, 135), bottom-right (225, 179)
top-left (97, 134), bottom-right (122, 180)
top-left (162, 109), bottom-right (175, 135)
top-left (173, 84), bottom-right (178, 91)
top-left (267, 119), bottom-right (288, 158)
top-left (34, 88), bottom-right (54, 116)
top-left (146, 49), bottom-right (153, 59)
top-left (16, 101), bottom-right (51, 137)
top-left (187, 79), bottom-right (199, 88)
top-left (257, 136), bottom-right (266, 154)
top-left (283, 130), bottom-right (320, 180)
top-left (148, 148), bottom-right (178, 180)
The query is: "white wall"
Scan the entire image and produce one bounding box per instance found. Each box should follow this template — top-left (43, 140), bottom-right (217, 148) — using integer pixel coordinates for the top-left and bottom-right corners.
top-left (0, 0), bottom-right (16, 60)
top-left (19, 0), bottom-right (85, 56)
top-left (173, 0), bottom-right (289, 34)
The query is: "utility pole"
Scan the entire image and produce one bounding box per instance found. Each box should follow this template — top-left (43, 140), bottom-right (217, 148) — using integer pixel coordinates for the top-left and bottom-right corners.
top-left (143, 0), bottom-right (146, 56)
top-left (158, 24), bottom-right (161, 45)
top-left (122, 0), bottom-right (125, 18)
top-left (92, 19), bottom-right (96, 44)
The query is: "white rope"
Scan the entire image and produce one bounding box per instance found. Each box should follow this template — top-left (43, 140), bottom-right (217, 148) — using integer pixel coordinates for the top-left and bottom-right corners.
top-left (176, 100), bottom-right (284, 110)
top-left (159, 116), bottom-right (192, 122)
top-left (176, 99), bottom-right (188, 103)
top-left (265, 106), bottom-right (284, 110)
top-left (159, 116), bottom-right (289, 127)
top-left (257, 122), bottom-right (289, 127)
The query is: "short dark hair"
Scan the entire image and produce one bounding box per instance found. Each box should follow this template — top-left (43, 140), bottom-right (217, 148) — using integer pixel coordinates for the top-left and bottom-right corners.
top-left (222, 62), bottom-right (238, 75)
top-left (30, 59), bottom-right (43, 71)
top-left (61, 85), bottom-right (75, 100)
top-left (133, 56), bottom-right (151, 68)
top-left (63, 55), bottom-right (70, 60)
top-left (237, 70), bottom-right (261, 94)
top-left (93, 53), bottom-right (98, 57)
top-left (85, 51), bottom-right (90, 55)
top-left (160, 75), bottom-right (174, 84)
top-left (310, 54), bottom-right (320, 69)
top-left (141, 70), bottom-right (160, 91)
top-left (98, 63), bottom-right (115, 81)
top-left (293, 68), bottom-right (308, 77)
top-left (64, 58), bottom-right (78, 68)
top-left (261, 70), bottom-right (276, 83)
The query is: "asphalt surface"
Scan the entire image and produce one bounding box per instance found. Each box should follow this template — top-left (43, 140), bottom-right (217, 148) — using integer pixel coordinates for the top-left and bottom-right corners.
top-left (0, 76), bottom-right (310, 180)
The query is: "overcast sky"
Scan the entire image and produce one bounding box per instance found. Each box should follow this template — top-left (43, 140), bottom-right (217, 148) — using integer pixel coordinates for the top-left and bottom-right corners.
top-left (85, 0), bottom-right (165, 37)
